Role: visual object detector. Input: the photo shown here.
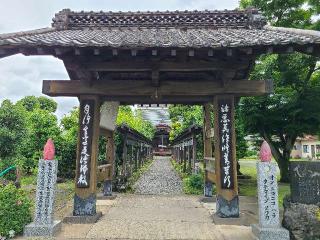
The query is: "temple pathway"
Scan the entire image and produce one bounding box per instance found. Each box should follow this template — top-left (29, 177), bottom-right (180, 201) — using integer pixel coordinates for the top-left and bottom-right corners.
top-left (134, 156), bottom-right (183, 194)
top-left (52, 157), bottom-right (254, 240)
top-left (56, 194), bottom-right (254, 240)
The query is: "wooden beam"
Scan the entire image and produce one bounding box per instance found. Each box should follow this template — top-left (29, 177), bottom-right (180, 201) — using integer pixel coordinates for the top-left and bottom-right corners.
top-left (74, 48), bottom-right (81, 55)
top-left (267, 47), bottom-right (273, 54)
top-left (188, 49), bottom-right (195, 57)
top-left (208, 49), bottom-right (214, 57)
top-left (151, 70), bottom-right (160, 87)
top-left (112, 49), bottom-right (118, 56)
top-left (43, 79), bottom-right (273, 98)
top-left (86, 60), bottom-right (249, 72)
top-left (94, 49), bottom-right (100, 55)
top-left (131, 49), bottom-right (137, 56)
top-left (152, 49), bottom-right (158, 56)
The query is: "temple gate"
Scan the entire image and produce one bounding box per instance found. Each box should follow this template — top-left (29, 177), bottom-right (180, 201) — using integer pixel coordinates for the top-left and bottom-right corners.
top-left (0, 8), bottom-right (319, 222)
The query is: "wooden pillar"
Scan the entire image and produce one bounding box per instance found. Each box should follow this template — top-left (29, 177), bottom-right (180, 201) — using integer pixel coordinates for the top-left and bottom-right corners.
top-left (136, 143), bottom-right (141, 168)
top-left (122, 133), bottom-right (128, 178)
top-left (133, 145), bottom-right (138, 171)
top-left (214, 95), bottom-right (239, 218)
top-left (192, 133), bottom-right (197, 174)
top-left (183, 144), bottom-right (187, 172)
top-left (103, 130), bottom-right (115, 196)
top-left (73, 95), bottom-right (101, 218)
top-left (188, 144), bottom-right (192, 173)
top-left (203, 103), bottom-right (213, 197)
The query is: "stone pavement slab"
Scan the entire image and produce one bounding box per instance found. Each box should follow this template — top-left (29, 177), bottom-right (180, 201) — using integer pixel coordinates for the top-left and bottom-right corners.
top-left (52, 194), bottom-right (254, 240)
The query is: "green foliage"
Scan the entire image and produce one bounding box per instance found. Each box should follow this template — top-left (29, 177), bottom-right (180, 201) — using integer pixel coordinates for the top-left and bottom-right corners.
top-left (239, 0), bottom-right (320, 182)
top-left (16, 96), bottom-right (57, 113)
top-left (239, 160), bottom-right (290, 205)
top-left (0, 100), bottom-right (27, 159)
top-left (38, 96), bottom-right (57, 113)
top-left (0, 184), bottom-right (32, 238)
top-left (171, 159), bottom-right (204, 195)
top-left (16, 96), bottom-right (40, 112)
top-left (55, 108), bottom-right (79, 179)
top-left (169, 104), bottom-right (248, 161)
top-left (0, 158), bottom-right (17, 181)
top-left (168, 105), bottom-right (203, 140)
top-left (116, 106), bottom-right (155, 139)
top-left (27, 109), bottom-right (61, 154)
top-left (0, 97), bottom-right (155, 180)
top-left (316, 208), bottom-right (320, 221)
top-left (183, 174), bottom-right (204, 195)
top-left (240, 0), bottom-right (319, 29)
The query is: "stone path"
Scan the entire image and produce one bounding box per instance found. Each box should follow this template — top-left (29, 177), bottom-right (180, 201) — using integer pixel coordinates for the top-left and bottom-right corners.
top-left (55, 194), bottom-right (254, 240)
top-left (134, 156), bottom-right (183, 195)
top-left (20, 157), bottom-right (256, 239)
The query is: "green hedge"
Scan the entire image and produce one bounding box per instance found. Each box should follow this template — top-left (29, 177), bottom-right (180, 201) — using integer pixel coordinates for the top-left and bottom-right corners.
top-left (0, 184), bottom-right (32, 238)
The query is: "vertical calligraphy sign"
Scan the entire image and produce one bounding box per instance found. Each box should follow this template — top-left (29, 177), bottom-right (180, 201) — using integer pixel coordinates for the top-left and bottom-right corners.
top-left (76, 99), bottom-right (95, 188)
top-left (217, 97), bottom-right (234, 189)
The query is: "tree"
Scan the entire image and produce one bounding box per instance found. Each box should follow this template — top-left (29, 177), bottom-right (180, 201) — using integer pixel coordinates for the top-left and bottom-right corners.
top-left (0, 100), bottom-right (28, 180)
top-left (0, 100), bottom-right (27, 159)
top-left (168, 104), bottom-right (248, 164)
top-left (116, 106), bottom-right (155, 139)
top-left (55, 108), bottom-right (79, 178)
top-left (239, 0), bottom-right (320, 182)
top-left (38, 96), bottom-right (57, 113)
top-left (17, 96), bottom-right (61, 172)
top-left (168, 105), bottom-right (203, 140)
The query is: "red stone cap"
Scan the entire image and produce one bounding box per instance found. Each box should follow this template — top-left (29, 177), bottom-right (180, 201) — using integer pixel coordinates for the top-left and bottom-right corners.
top-left (260, 140), bottom-right (272, 162)
top-left (43, 138), bottom-right (55, 160)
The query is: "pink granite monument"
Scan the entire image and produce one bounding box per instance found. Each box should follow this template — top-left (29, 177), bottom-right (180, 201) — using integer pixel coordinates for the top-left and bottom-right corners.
top-left (43, 138), bottom-right (55, 161)
top-left (260, 140), bottom-right (272, 162)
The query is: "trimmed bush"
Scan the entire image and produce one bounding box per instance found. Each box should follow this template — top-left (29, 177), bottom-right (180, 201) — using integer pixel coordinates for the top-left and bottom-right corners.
top-left (183, 174), bottom-right (204, 195)
top-left (0, 184), bottom-right (32, 238)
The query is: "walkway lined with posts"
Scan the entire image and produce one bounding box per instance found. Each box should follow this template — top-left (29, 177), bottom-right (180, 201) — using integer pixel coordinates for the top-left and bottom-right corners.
top-left (98, 124), bottom-right (153, 194)
top-left (171, 125), bottom-right (202, 174)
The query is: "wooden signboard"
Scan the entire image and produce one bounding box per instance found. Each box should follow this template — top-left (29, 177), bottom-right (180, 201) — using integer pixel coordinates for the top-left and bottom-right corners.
top-left (216, 97), bottom-right (234, 189)
top-left (76, 99), bottom-right (95, 188)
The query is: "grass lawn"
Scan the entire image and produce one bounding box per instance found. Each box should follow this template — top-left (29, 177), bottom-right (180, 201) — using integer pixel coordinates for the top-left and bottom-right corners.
top-left (239, 159), bottom-right (290, 206)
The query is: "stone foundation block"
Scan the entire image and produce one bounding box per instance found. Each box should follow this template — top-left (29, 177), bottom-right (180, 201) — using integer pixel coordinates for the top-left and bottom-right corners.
top-left (63, 212), bottom-right (102, 224)
top-left (204, 181), bottom-right (213, 197)
top-left (252, 224), bottom-right (289, 240)
top-left (216, 195), bottom-right (239, 218)
top-left (24, 220), bottom-right (61, 237)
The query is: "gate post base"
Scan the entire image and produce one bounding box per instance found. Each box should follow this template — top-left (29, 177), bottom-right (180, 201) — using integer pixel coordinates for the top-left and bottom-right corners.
top-left (204, 181), bottom-right (213, 197)
top-left (216, 195), bottom-right (239, 218)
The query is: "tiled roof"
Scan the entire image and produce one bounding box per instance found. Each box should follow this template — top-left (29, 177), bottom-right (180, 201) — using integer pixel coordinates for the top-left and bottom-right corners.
top-left (0, 9), bottom-right (319, 50)
top-left (51, 8), bottom-right (265, 29)
top-left (1, 26), bottom-right (319, 49)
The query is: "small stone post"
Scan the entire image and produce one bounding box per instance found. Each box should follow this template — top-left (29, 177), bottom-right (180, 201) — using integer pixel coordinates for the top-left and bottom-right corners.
top-left (24, 139), bottom-right (61, 237)
top-left (252, 141), bottom-right (289, 240)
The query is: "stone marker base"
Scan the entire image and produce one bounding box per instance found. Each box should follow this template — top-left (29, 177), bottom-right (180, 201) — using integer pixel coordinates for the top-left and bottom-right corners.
top-left (24, 220), bottom-right (61, 237)
top-left (97, 192), bottom-right (117, 200)
top-left (216, 195), bottom-right (239, 218)
top-left (204, 182), bottom-right (213, 197)
top-left (213, 211), bottom-right (256, 226)
top-left (252, 224), bottom-right (289, 240)
top-left (63, 212), bottom-right (102, 224)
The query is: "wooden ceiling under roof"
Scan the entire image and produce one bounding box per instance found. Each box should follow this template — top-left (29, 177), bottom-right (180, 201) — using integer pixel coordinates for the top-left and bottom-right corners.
top-left (0, 8), bottom-right (319, 104)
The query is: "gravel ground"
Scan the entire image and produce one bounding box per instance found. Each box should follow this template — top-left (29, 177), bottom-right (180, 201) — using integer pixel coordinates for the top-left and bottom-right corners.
top-left (134, 156), bottom-right (183, 195)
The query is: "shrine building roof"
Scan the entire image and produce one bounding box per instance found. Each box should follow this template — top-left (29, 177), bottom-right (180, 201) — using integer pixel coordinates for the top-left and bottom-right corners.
top-left (0, 8), bottom-right (319, 56)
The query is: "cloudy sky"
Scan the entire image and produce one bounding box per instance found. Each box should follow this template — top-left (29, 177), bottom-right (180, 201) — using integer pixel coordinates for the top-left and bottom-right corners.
top-left (0, 0), bottom-right (239, 119)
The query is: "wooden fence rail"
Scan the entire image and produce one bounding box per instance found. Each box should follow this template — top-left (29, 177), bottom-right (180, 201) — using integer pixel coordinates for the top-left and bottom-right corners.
top-left (171, 125), bottom-right (202, 174)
